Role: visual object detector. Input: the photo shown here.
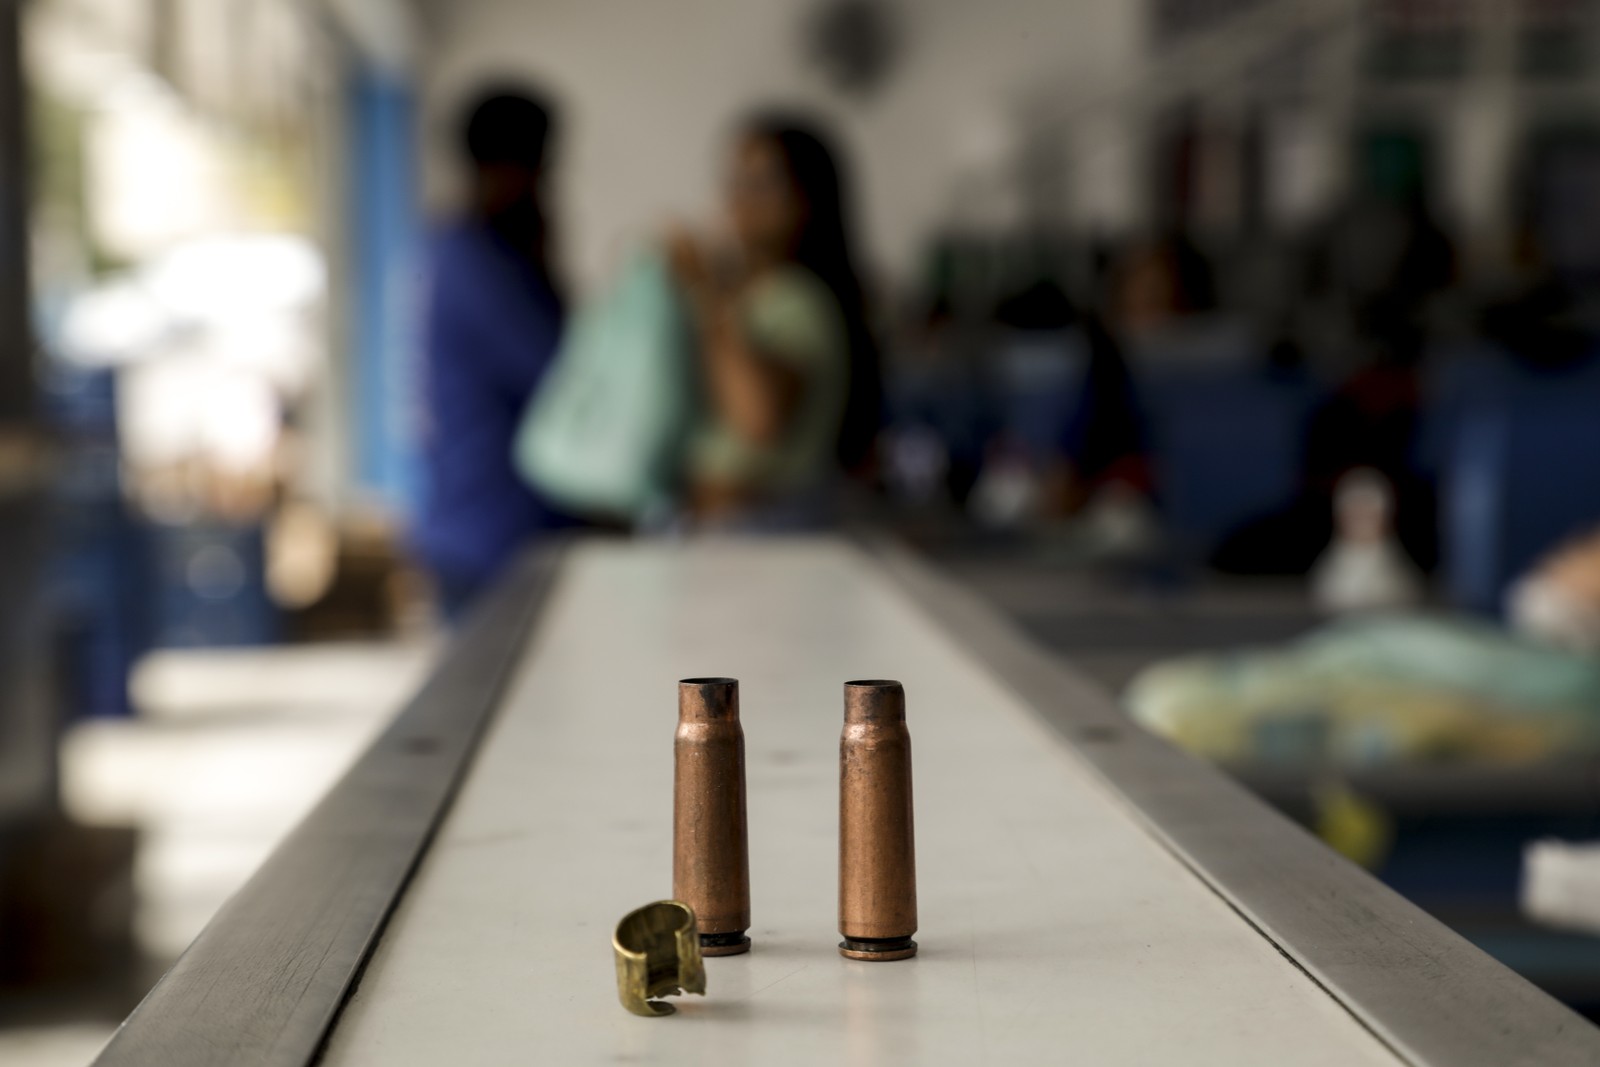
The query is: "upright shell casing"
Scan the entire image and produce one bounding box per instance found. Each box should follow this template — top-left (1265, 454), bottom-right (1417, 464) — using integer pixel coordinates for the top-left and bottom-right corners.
top-left (673, 677), bottom-right (751, 956)
top-left (838, 679), bottom-right (918, 960)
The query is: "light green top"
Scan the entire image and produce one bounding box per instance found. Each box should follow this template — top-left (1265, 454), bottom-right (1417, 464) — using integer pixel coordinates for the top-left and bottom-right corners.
top-left (688, 265), bottom-right (848, 493)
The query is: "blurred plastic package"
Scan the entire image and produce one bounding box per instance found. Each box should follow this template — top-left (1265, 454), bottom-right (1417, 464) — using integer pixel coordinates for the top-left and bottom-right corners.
top-left (1522, 839), bottom-right (1600, 936)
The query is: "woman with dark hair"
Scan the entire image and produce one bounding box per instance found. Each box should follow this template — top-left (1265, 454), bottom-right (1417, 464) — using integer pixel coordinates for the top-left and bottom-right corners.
top-left (669, 112), bottom-right (879, 528)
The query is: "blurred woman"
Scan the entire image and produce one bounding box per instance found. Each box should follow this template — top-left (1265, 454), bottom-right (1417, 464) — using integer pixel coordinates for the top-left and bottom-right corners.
top-left (670, 113), bottom-right (879, 529)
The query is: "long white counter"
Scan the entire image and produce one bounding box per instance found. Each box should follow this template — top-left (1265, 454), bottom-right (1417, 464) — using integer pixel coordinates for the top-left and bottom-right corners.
top-left (94, 539), bottom-right (1600, 1067)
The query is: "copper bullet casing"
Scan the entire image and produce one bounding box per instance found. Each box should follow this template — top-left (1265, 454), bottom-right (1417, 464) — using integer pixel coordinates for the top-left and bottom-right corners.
top-left (838, 680), bottom-right (918, 961)
top-left (673, 678), bottom-right (751, 956)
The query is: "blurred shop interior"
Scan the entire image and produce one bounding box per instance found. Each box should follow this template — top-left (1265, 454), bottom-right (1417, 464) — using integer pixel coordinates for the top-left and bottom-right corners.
top-left (6, 0), bottom-right (1600, 1060)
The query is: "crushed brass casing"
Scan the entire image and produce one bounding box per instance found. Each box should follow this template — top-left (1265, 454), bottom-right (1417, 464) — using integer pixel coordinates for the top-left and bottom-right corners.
top-left (839, 680), bottom-right (918, 961)
top-left (673, 678), bottom-right (751, 955)
top-left (613, 900), bottom-right (707, 1017)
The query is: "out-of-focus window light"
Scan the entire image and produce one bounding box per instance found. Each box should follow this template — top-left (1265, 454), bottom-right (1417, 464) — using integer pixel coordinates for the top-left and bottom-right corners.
top-left (29, 0), bottom-right (330, 531)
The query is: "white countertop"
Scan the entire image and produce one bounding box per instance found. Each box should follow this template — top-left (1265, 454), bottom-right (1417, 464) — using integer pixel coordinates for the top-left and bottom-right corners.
top-left (323, 539), bottom-right (1400, 1066)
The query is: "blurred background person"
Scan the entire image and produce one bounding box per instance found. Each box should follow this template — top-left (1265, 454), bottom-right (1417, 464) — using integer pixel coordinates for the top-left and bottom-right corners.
top-left (412, 86), bottom-right (573, 618)
top-left (669, 113), bottom-right (880, 532)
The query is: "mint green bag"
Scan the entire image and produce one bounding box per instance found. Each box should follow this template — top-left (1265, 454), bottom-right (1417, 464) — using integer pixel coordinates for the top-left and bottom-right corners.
top-left (514, 250), bottom-right (694, 521)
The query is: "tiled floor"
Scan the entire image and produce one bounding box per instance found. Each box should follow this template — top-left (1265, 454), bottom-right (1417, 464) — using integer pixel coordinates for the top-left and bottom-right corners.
top-left (0, 1024), bottom-right (116, 1067)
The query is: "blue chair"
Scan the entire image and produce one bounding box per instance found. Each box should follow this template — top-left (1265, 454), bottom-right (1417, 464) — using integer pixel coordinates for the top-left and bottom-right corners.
top-left (1439, 354), bottom-right (1600, 612)
top-left (1141, 366), bottom-right (1318, 558)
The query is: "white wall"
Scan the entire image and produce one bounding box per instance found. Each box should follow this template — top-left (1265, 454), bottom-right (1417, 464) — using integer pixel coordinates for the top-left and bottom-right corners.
top-left (416, 0), bottom-right (1143, 293)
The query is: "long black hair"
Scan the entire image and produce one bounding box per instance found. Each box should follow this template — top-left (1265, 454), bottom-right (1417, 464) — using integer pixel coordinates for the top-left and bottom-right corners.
top-left (742, 113), bottom-right (882, 472)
